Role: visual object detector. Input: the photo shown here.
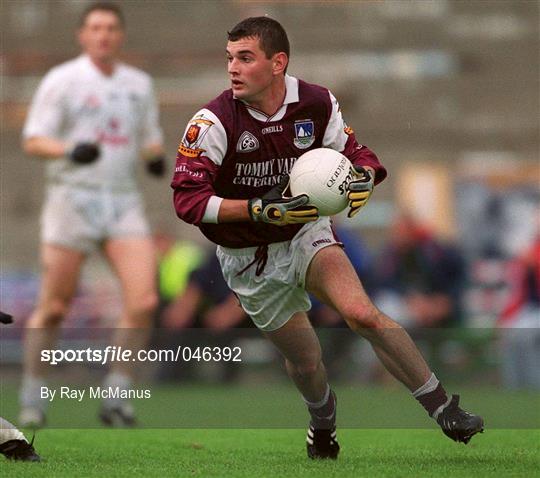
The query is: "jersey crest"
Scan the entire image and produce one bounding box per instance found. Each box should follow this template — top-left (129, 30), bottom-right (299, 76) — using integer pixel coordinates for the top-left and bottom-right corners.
top-left (179, 115), bottom-right (214, 158)
top-left (236, 131), bottom-right (260, 153)
top-left (293, 119), bottom-right (315, 149)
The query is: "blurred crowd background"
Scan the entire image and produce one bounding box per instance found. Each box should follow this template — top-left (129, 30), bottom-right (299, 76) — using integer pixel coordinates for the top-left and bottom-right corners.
top-left (1, 0), bottom-right (539, 389)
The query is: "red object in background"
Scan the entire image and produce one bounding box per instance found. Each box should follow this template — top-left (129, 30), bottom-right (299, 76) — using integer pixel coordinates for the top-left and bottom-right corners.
top-left (499, 238), bottom-right (540, 325)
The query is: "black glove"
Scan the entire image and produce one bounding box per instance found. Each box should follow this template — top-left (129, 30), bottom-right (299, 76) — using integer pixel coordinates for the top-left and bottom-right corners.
top-left (69, 143), bottom-right (100, 164)
top-left (0, 311), bottom-right (14, 324)
top-left (146, 156), bottom-right (167, 177)
top-left (248, 176), bottom-right (319, 226)
top-left (346, 166), bottom-right (374, 218)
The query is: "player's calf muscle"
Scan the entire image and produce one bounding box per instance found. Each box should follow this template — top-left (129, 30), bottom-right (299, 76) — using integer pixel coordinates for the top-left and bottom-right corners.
top-left (286, 359), bottom-right (322, 378)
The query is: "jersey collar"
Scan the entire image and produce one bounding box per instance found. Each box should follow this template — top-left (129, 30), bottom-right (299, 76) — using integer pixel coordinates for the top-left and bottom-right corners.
top-left (79, 54), bottom-right (119, 79)
top-left (283, 75), bottom-right (299, 105)
top-left (233, 75), bottom-right (299, 103)
top-left (236, 75), bottom-right (299, 122)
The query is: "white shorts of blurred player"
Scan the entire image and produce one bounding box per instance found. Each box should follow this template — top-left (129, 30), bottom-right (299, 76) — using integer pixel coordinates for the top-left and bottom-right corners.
top-left (41, 184), bottom-right (150, 253)
top-left (217, 217), bottom-right (340, 331)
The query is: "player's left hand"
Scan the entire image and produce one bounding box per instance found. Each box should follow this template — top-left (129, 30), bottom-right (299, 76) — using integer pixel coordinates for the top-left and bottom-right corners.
top-left (347, 166), bottom-right (374, 218)
top-left (146, 156), bottom-right (167, 177)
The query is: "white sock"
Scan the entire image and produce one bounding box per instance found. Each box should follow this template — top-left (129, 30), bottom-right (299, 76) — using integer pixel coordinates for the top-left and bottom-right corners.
top-left (20, 375), bottom-right (47, 412)
top-left (102, 371), bottom-right (132, 409)
top-left (303, 384), bottom-right (330, 410)
top-left (412, 373), bottom-right (439, 398)
top-left (0, 418), bottom-right (26, 444)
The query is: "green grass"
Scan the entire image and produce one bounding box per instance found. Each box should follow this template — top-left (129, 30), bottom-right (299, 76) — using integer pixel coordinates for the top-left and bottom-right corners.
top-left (1, 384), bottom-right (539, 476)
top-left (1, 383), bottom-right (539, 428)
top-left (2, 429), bottom-right (538, 477)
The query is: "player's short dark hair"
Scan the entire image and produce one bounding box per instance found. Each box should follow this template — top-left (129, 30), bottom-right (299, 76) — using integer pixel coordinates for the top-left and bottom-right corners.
top-left (79, 2), bottom-right (125, 28)
top-left (228, 17), bottom-right (290, 60)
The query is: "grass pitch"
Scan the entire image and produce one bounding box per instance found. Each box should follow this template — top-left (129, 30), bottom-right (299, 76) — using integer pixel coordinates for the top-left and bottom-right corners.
top-left (1, 384), bottom-right (538, 476)
top-left (2, 428), bottom-right (538, 477)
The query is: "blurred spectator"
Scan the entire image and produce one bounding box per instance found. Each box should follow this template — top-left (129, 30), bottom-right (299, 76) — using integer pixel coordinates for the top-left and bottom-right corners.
top-left (162, 250), bottom-right (247, 330)
top-left (153, 231), bottom-right (205, 318)
top-left (370, 213), bottom-right (467, 376)
top-left (373, 213), bottom-right (466, 329)
top-left (498, 235), bottom-right (540, 389)
top-left (157, 251), bottom-right (251, 382)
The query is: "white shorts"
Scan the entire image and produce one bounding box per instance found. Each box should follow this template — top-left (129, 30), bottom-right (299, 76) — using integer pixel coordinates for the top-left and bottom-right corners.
top-left (216, 218), bottom-right (340, 331)
top-left (41, 184), bottom-right (150, 253)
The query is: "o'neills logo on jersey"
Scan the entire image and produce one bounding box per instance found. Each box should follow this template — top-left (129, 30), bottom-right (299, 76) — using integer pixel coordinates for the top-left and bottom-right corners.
top-left (261, 125), bottom-right (283, 135)
top-left (294, 120), bottom-right (315, 149)
top-left (179, 115), bottom-right (214, 158)
top-left (236, 131), bottom-right (259, 153)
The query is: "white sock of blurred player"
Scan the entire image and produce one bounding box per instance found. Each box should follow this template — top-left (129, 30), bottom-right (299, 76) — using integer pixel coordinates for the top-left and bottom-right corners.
top-left (0, 417), bottom-right (27, 443)
top-left (19, 324), bottom-right (61, 427)
top-left (102, 371), bottom-right (132, 409)
top-left (0, 417), bottom-right (41, 461)
top-left (19, 375), bottom-right (47, 428)
top-left (99, 371), bottom-right (136, 426)
top-left (100, 327), bottom-right (151, 420)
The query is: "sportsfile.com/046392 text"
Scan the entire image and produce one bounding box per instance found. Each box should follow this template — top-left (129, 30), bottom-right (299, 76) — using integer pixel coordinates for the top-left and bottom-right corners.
top-left (40, 346), bottom-right (242, 365)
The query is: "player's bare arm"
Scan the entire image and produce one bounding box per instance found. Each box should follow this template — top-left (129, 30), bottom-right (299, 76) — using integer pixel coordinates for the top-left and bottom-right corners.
top-left (217, 199), bottom-right (251, 222)
top-left (22, 136), bottom-right (70, 160)
top-left (23, 136), bottom-right (100, 164)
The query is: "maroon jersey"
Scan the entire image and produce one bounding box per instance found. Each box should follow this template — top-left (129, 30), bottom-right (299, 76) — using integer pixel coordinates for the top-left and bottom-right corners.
top-left (171, 75), bottom-right (386, 248)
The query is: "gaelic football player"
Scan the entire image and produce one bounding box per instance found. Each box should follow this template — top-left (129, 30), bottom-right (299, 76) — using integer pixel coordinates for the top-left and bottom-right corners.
top-left (20, 2), bottom-right (166, 428)
top-left (171, 17), bottom-right (484, 459)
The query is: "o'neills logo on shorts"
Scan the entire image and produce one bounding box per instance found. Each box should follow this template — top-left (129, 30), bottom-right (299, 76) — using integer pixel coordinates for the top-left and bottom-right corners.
top-left (312, 238), bottom-right (332, 247)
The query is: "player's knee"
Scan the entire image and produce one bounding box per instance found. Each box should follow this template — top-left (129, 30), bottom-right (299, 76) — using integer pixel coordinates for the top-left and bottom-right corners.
top-left (36, 299), bottom-right (69, 327)
top-left (126, 292), bottom-right (159, 326)
top-left (343, 303), bottom-right (384, 332)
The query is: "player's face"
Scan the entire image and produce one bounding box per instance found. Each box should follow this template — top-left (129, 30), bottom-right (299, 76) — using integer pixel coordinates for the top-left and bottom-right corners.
top-left (226, 37), bottom-right (276, 103)
top-left (78, 10), bottom-right (124, 63)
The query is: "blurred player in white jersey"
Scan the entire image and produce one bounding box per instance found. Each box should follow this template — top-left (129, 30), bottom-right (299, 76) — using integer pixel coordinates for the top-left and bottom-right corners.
top-left (20, 2), bottom-right (166, 428)
top-left (171, 17), bottom-right (484, 459)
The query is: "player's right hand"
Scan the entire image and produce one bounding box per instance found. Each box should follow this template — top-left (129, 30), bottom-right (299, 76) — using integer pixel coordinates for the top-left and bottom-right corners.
top-left (0, 311), bottom-right (14, 324)
top-left (248, 176), bottom-right (319, 226)
top-left (68, 142), bottom-right (100, 164)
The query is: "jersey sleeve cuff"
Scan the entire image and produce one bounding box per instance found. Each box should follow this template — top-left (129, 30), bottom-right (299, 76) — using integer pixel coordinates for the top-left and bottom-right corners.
top-left (201, 195), bottom-right (223, 224)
